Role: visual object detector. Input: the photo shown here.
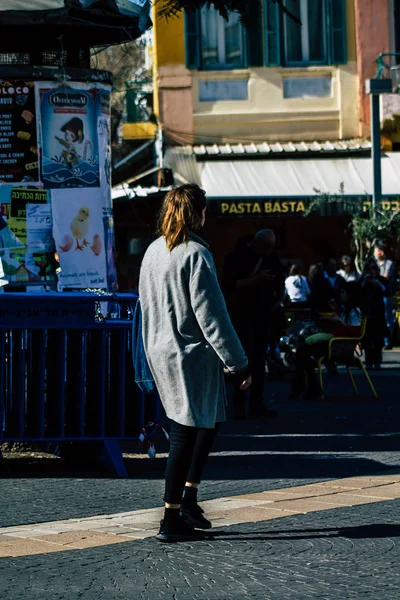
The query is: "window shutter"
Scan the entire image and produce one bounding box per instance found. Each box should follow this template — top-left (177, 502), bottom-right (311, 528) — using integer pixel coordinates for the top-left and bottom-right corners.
top-left (264, 0), bottom-right (281, 66)
top-left (184, 10), bottom-right (200, 69)
top-left (244, 16), bottom-right (264, 67)
top-left (328, 0), bottom-right (347, 64)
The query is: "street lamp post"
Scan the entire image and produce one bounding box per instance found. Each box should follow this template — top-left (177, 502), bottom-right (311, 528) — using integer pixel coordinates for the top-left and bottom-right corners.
top-left (365, 78), bottom-right (392, 209)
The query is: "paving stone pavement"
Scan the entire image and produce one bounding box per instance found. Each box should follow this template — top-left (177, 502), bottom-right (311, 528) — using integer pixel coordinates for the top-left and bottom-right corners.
top-left (1, 355), bottom-right (400, 598)
top-left (2, 360), bottom-right (400, 529)
top-left (1, 471), bottom-right (400, 553)
top-left (1, 500), bottom-right (399, 599)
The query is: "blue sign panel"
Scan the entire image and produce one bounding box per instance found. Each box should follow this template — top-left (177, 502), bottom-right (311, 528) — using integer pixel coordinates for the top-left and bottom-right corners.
top-left (0, 293), bottom-right (97, 328)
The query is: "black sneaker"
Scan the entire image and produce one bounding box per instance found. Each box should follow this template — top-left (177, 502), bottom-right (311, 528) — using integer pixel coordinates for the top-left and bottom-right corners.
top-left (180, 504), bottom-right (212, 529)
top-left (155, 517), bottom-right (208, 543)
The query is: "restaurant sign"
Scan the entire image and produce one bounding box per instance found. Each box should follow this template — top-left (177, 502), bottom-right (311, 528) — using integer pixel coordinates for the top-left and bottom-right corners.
top-left (212, 198), bottom-right (400, 217)
top-left (220, 200), bottom-right (306, 215)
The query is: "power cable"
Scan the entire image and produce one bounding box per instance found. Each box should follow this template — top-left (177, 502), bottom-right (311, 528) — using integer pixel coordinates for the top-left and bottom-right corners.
top-left (162, 125), bottom-right (282, 146)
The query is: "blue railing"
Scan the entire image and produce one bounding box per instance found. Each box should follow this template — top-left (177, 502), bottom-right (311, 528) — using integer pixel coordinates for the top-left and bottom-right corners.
top-left (0, 292), bottom-right (160, 477)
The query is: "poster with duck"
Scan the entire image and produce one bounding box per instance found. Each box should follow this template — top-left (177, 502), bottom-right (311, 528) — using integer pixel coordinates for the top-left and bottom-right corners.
top-left (38, 85), bottom-right (100, 189)
top-left (51, 188), bottom-right (107, 289)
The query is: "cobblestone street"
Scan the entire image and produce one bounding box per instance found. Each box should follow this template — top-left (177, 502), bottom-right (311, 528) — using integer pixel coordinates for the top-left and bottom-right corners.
top-left (1, 1), bottom-right (400, 598)
top-left (1, 353), bottom-right (400, 599)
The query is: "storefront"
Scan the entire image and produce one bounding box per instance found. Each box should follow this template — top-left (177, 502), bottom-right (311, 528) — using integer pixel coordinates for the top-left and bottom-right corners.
top-left (163, 144), bottom-right (400, 275)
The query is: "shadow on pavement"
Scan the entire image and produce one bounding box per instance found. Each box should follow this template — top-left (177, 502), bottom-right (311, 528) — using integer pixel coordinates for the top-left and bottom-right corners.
top-left (0, 449), bottom-right (398, 481)
top-left (196, 523), bottom-right (400, 542)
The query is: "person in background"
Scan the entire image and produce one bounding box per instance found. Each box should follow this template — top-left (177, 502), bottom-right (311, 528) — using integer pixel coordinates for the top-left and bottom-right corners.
top-left (223, 229), bottom-right (284, 418)
top-left (291, 281), bottom-right (362, 400)
top-left (337, 255), bottom-right (360, 282)
top-left (324, 258), bottom-right (346, 307)
top-left (360, 258), bottom-right (389, 369)
top-left (308, 262), bottom-right (334, 315)
top-left (374, 241), bottom-right (396, 350)
top-left (308, 259), bottom-right (345, 375)
top-left (139, 184), bottom-right (251, 543)
top-left (285, 264), bottom-right (311, 304)
top-left (308, 263), bottom-right (324, 313)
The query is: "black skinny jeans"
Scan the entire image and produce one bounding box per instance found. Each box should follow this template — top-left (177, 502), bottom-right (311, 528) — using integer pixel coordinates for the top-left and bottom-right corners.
top-left (163, 420), bottom-right (219, 505)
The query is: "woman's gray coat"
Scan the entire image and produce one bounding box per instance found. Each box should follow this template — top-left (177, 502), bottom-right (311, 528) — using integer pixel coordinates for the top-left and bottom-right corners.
top-left (139, 233), bottom-right (248, 428)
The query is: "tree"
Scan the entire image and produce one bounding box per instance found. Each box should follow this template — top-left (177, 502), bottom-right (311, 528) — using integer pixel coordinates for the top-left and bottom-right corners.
top-left (157, 0), bottom-right (300, 25)
top-left (304, 187), bottom-right (400, 273)
top-left (91, 40), bottom-right (150, 144)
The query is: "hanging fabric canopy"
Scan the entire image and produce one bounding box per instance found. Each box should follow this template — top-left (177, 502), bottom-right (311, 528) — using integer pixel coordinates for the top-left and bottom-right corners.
top-left (164, 147), bottom-right (400, 199)
top-left (0, 0), bottom-right (151, 50)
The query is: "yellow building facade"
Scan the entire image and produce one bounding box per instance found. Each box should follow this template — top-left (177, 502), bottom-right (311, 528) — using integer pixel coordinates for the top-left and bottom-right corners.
top-left (150, 0), bottom-right (359, 145)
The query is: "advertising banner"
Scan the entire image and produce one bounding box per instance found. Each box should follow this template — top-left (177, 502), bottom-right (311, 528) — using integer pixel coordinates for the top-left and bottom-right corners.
top-left (0, 79), bottom-right (116, 292)
top-left (103, 207), bottom-right (118, 291)
top-left (39, 85), bottom-right (100, 189)
top-left (7, 187), bottom-right (48, 246)
top-left (0, 80), bottom-right (38, 183)
top-left (1, 250), bottom-right (54, 285)
top-left (52, 188), bottom-right (107, 288)
top-left (26, 204), bottom-right (53, 253)
top-left (97, 88), bottom-right (111, 209)
top-left (0, 214), bottom-right (25, 251)
top-left (98, 116), bottom-right (111, 206)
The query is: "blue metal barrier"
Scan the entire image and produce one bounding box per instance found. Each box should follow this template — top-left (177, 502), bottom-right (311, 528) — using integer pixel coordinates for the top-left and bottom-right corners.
top-left (0, 292), bottom-right (161, 477)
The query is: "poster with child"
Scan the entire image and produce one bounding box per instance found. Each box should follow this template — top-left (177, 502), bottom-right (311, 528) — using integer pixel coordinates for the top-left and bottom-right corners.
top-left (39, 85), bottom-right (99, 188)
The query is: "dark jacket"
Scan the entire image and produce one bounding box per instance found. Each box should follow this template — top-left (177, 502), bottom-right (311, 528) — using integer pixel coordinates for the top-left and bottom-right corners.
top-left (310, 273), bottom-right (346, 313)
top-left (223, 245), bottom-right (284, 314)
top-left (360, 274), bottom-right (389, 331)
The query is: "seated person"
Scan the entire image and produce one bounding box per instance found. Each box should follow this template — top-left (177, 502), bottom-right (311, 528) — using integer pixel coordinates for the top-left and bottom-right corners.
top-left (285, 264), bottom-right (311, 304)
top-left (291, 282), bottom-right (362, 401)
top-left (337, 255), bottom-right (360, 283)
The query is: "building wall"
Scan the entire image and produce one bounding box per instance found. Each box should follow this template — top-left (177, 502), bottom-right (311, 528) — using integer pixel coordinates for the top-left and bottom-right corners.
top-left (154, 0), bottom-right (360, 144)
top-left (153, 9), bottom-right (194, 144)
top-left (355, 0), bottom-right (390, 136)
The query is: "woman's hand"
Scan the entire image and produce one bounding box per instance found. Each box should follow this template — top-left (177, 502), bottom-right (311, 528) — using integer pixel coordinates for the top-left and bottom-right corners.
top-left (240, 375), bottom-right (252, 391)
top-left (224, 366), bottom-right (252, 390)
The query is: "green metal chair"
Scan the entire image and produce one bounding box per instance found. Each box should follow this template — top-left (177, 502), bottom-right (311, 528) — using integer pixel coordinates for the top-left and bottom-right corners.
top-left (317, 318), bottom-right (378, 399)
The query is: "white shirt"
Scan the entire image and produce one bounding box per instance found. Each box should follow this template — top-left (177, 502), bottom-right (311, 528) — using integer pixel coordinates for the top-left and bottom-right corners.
top-left (376, 258), bottom-right (394, 279)
top-left (285, 275), bottom-right (310, 302)
top-left (336, 269), bottom-right (360, 282)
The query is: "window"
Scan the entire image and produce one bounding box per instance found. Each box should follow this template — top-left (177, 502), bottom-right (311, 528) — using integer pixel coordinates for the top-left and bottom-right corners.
top-left (265, 0), bottom-right (347, 67)
top-left (199, 8), bottom-right (244, 69)
top-left (185, 0), bottom-right (346, 70)
top-left (283, 0), bottom-right (326, 65)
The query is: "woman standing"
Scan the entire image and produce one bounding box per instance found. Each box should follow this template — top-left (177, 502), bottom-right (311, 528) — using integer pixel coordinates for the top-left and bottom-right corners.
top-left (139, 184), bottom-right (251, 543)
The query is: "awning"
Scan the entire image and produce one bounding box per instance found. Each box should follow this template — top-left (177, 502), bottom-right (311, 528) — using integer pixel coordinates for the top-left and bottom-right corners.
top-left (0, 0), bottom-right (151, 50)
top-left (0, 0), bottom-right (149, 21)
top-left (164, 148), bottom-right (400, 199)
